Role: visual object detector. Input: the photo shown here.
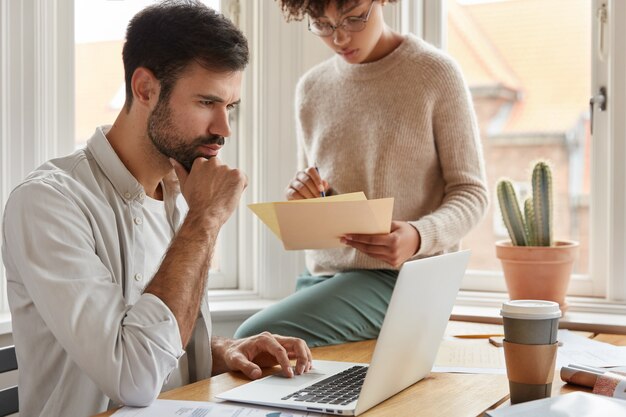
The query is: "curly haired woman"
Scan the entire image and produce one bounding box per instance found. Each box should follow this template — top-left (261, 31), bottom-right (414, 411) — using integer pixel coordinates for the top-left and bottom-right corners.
top-left (236, 0), bottom-right (488, 347)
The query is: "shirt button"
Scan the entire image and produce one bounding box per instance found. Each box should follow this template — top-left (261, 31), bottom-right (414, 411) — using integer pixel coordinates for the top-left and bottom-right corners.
top-left (139, 192), bottom-right (146, 199)
top-left (134, 217), bottom-right (143, 225)
top-left (134, 273), bottom-right (143, 282)
top-left (124, 192), bottom-right (131, 199)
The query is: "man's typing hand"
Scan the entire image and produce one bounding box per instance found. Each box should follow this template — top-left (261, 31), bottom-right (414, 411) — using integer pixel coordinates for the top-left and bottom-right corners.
top-left (212, 333), bottom-right (313, 380)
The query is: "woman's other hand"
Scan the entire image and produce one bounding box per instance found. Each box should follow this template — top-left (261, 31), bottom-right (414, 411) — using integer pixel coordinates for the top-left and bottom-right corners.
top-left (340, 221), bottom-right (421, 268)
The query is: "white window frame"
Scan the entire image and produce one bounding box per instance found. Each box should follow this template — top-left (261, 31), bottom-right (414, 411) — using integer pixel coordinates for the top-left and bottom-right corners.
top-left (222, 0), bottom-right (431, 303)
top-left (0, 0), bottom-right (239, 315)
top-left (3, 0), bottom-right (625, 322)
top-left (231, 0), bottom-right (626, 316)
top-left (417, 0), bottom-right (626, 310)
top-left (222, 0), bottom-right (312, 301)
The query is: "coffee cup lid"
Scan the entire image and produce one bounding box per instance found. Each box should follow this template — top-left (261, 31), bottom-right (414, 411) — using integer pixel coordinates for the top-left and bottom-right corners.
top-left (500, 300), bottom-right (562, 320)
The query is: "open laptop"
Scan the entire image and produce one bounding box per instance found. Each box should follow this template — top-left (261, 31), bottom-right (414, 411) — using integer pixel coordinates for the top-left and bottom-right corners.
top-left (217, 250), bottom-right (470, 416)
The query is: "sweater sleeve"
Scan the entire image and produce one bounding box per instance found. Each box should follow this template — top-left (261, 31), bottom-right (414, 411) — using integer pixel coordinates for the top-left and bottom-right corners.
top-left (294, 77), bottom-right (310, 172)
top-left (410, 56), bottom-right (489, 255)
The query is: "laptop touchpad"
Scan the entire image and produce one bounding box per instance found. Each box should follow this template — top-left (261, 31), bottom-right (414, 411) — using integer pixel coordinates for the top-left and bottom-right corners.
top-left (265, 371), bottom-right (326, 387)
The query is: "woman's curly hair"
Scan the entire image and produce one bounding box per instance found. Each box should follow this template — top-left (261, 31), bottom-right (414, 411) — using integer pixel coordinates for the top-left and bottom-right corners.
top-left (276, 0), bottom-right (398, 21)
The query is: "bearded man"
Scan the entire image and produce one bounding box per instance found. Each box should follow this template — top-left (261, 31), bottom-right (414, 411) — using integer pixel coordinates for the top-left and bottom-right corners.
top-left (1, 2), bottom-right (311, 416)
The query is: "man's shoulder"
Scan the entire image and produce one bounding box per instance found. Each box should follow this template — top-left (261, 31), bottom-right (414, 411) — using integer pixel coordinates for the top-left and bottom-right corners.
top-left (9, 148), bottom-right (100, 206)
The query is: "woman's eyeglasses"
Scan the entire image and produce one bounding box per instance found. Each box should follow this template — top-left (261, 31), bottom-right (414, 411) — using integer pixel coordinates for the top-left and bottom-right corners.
top-left (308, 0), bottom-right (377, 37)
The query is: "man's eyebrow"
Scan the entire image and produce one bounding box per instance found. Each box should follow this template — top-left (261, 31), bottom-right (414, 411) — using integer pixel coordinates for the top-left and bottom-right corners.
top-left (197, 95), bottom-right (240, 106)
top-left (197, 94), bottom-right (225, 103)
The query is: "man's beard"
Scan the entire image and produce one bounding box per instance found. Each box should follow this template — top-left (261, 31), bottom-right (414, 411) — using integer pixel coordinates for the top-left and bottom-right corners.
top-left (147, 97), bottom-right (225, 172)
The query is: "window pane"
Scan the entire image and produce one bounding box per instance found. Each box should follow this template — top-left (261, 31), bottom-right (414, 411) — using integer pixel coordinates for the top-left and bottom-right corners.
top-left (446, 0), bottom-right (590, 275)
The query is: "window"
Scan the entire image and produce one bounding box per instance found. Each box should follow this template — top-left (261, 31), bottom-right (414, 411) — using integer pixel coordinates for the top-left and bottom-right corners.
top-left (441, 0), bottom-right (592, 294)
top-left (1, 0), bottom-right (312, 315)
top-left (390, 0), bottom-right (626, 306)
top-left (431, 0), bottom-right (625, 301)
top-left (3, 1), bottom-right (624, 319)
top-left (74, 0), bottom-right (236, 289)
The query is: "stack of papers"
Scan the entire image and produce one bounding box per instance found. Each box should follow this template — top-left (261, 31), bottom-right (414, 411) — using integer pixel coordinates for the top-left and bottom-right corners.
top-left (248, 192), bottom-right (394, 250)
top-left (112, 399), bottom-right (322, 417)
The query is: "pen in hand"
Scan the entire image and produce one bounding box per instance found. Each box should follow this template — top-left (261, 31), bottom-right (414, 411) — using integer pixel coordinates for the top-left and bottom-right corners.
top-left (314, 163), bottom-right (325, 198)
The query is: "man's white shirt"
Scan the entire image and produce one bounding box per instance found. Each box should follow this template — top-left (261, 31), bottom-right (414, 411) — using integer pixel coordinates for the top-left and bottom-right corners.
top-left (1, 126), bottom-right (212, 417)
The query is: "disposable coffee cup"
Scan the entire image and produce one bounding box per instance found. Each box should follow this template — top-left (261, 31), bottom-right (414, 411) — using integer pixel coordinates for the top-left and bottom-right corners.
top-left (500, 300), bottom-right (561, 404)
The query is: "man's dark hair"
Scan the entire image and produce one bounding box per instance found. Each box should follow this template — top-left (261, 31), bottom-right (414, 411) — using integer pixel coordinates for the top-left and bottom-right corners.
top-left (276, 0), bottom-right (398, 21)
top-left (122, 0), bottom-right (249, 110)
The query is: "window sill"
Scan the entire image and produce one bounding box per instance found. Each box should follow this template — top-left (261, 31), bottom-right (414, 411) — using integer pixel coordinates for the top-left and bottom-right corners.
top-left (208, 292), bottom-right (277, 321)
top-left (453, 290), bottom-right (626, 334)
top-left (208, 289), bottom-right (626, 334)
top-left (2, 291), bottom-right (623, 336)
top-left (0, 292), bottom-right (271, 335)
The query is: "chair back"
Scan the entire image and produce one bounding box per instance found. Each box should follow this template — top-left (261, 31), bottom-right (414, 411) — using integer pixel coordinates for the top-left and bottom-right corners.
top-left (0, 345), bottom-right (18, 416)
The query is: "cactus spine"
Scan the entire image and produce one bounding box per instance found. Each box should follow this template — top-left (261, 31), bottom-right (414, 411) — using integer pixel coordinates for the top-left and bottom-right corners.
top-left (497, 161), bottom-right (554, 247)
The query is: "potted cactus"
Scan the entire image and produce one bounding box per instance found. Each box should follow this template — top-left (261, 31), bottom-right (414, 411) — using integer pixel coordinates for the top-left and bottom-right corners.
top-left (496, 161), bottom-right (579, 312)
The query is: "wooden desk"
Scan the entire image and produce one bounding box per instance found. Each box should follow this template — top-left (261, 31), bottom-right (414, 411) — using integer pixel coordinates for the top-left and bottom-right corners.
top-left (93, 323), bottom-right (626, 417)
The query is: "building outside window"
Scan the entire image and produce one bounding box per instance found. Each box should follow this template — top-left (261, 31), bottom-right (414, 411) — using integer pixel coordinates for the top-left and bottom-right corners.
top-left (445, 0), bottom-right (592, 293)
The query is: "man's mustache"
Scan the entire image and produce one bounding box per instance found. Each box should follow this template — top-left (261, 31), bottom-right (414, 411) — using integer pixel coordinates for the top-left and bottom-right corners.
top-left (200, 135), bottom-right (225, 146)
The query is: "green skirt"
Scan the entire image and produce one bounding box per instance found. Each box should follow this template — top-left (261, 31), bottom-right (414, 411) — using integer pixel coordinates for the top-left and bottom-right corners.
top-left (234, 269), bottom-right (398, 347)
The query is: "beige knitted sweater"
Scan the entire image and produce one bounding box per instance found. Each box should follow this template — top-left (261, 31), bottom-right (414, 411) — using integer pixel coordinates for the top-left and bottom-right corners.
top-left (295, 34), bottom-right (488, 276)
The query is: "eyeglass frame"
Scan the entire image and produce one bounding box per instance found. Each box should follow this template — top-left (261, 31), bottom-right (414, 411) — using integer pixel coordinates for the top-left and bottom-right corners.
top-left (307, 0), bottom-right (377, 38)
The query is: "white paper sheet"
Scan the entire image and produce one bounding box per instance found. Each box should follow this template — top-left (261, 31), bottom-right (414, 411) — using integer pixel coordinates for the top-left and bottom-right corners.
top-left (432, 338), bottom-right (507, 374)
top-left (111, 399), bottom-right (322, 417)
top-left (485, 392), bottom-right (626, 417)
top-left (557, 330), bottom-right (626, 368)
top-left (432, 329), bottom-right (626, 375)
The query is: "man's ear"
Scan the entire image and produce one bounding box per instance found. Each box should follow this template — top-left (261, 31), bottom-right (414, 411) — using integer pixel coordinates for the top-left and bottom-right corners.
top-left (130, 67), bottom-right (160, 108)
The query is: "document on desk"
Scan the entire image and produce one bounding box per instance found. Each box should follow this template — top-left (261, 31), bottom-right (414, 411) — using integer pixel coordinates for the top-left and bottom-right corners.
top-left (432, 338), bottom-right (507, 375)
top-left (248, 192), bottom-right (394, 250)
top-left (485, 392), bottom-right (626, 416)
top-left (111, 399), bottom-right (323, 417)
top-left (557, 330), bottom-right (626, 368)
top-left (432, 330), bottom-right (626, 376)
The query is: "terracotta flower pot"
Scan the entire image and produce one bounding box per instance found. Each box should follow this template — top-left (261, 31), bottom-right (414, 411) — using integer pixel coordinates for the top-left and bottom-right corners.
top-left (495, 240), bottom-right (579, 313)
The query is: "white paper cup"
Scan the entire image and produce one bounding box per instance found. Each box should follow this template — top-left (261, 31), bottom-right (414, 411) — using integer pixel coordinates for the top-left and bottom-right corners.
top-left (500, 300), bottom-right (561, 403)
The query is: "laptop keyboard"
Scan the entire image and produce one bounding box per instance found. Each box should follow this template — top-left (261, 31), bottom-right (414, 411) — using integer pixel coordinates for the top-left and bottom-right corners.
top-left (281, 365), bottom-right (368, 406)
